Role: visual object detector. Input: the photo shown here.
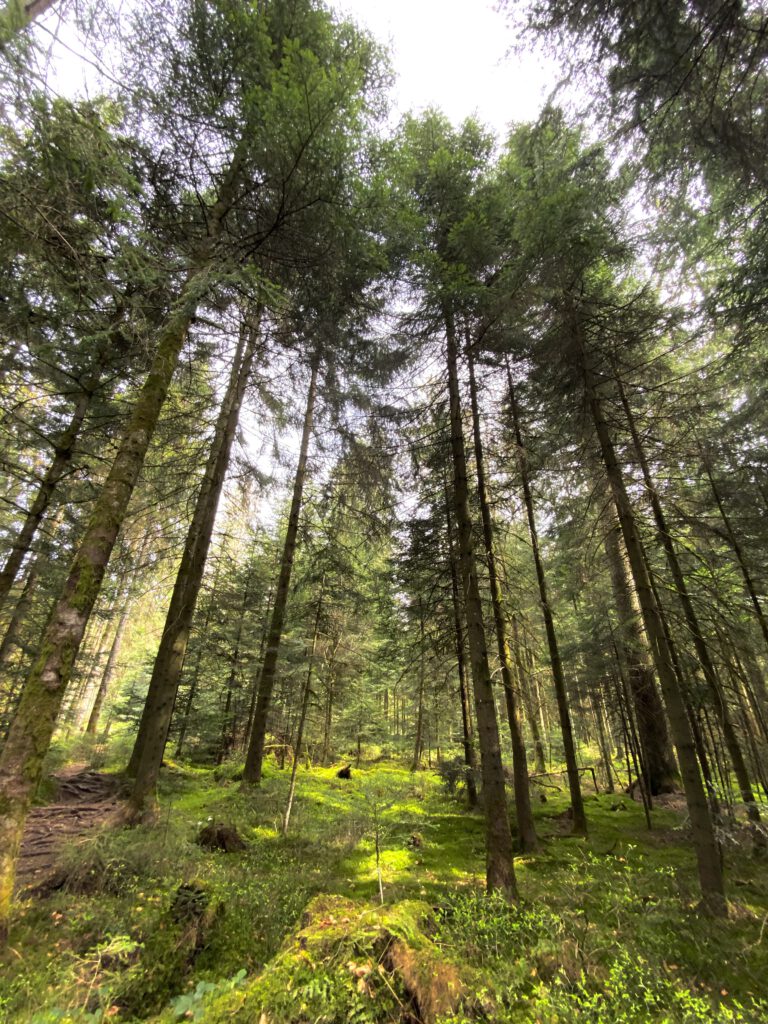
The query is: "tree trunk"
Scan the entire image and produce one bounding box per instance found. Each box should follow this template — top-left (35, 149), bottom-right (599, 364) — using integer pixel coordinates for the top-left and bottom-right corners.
top-left (127, 318), bottom-right (259, 817)
top-left (411, 598), bottom-right (426, 772)
top-left (0, 391), bottom-right (91, 616)
top-left (618, 379), bottom-right (761, 830)
top-left (85, 590), bottom-right (131, 736)
top-left (506, 360), bottom-right (587, 836)
top-left (603, 512), bottom-right (678, 794)
top-left (444, 482), bottom-right (478, 807)
top-left (581, 340), bottom-right (726, 914)
top-left (467, 346), bottom-right (537, 850)
top-left (443, 304), bottom-right (517, 900)
top-left (511, 614), bottom-right (547, 775)
top-left (283, 582), bottom-right (323, 834)
top-left (84, 529), bottom-right (150, 737)
top-left (243, 347), bottom-right (321, 785)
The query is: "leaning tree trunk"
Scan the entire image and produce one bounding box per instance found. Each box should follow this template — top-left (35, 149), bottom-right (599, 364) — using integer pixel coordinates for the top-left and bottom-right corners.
top-left (0, 391), bottom-right (91, 616)
top-left (444, 482), bottom-right (478, 807)
top-left (0, 154), bottom-right (245, 932)
top-left (603, 511), bottom-right (679, 795)
top-left (467, 345), bottom-right (537, 851)
top-left (581, 337), bottom-right (726, 915)
top-left (242, 348), bottom-right (321, 785)
top-left (127, 319), bottom-right (259, 817)
top-left (443, 304), bottom-right (517, 900)
top-left (506, 360), bottom-right (587, 836)
top-left (617, 379), bottom-right (762, 831)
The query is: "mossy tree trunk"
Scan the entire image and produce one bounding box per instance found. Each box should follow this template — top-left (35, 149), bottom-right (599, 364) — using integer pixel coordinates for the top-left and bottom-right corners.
top-left (506, 360), bottom-right (587, 836)
top-left (467, 346), bottom-right (537, 851)
top-left (243, 347), bottom-right (321, 785)
top-left (126, 319), bottom-right (259, 818)
top-left (443, 304), bottom-right (517, 900)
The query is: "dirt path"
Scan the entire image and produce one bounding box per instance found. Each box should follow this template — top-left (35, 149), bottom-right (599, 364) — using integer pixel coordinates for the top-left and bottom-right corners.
top-left (15, 764), bottom-right (124, 895)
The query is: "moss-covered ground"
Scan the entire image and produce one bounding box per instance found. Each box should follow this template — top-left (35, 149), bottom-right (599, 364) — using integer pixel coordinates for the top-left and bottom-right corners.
top-left (1, 758), bottom-right (767, 1023)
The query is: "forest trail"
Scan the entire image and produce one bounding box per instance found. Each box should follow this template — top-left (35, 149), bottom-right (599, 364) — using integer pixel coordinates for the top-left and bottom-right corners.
top-left (15, 764), bottom-right (123, 894)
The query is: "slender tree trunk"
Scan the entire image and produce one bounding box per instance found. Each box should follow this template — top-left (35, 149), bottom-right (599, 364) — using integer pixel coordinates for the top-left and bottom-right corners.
top-left (506, 360), bottom-right (586, 835)
top-left (443, 305), bottom-right (517, 899)
top-left (411, 598), bottom-right (426, 772)
top-left (618, 379), bottom-right (761, 830)
top-left (217, 563), bottom-right (255, 763)
top-left (581, 340), bottom-right (726, 914)
top-left (243, 347), bottom-right (321, 785)
top-left (85, 590), bottom-right (131, 735)
top-left (127, 319), bottom-right (259, 816)
top-left (511, 614), bottom-right (547, 775)
top-left (444, 483), bottom-right (478, 807)
top-left (283, 582), bottom-right (324, 834)
top-left (603, 513), bottom-right (678, 794)
top-left (85, 530), bottom-right (150, 736)
top-left (0, 392), bottom-right (91, 615)
top-left (467, 346), bottom-right (537, 849)
top-left (592, 691), bottom-right (614, 793)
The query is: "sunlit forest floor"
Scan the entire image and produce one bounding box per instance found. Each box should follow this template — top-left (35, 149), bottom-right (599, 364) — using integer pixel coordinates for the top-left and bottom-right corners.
top-left (2, 748), bottom-right (767, 1023)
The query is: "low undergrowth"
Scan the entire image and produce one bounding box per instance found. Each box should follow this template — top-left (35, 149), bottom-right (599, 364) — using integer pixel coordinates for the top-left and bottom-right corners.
top-left (1, 754), bottom-right (766, 1023)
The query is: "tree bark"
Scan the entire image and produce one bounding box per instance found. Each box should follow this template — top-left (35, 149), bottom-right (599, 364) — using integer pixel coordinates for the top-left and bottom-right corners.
top-left (127, 318), bottom-right (259, 816)
top-left (467, 346), bottom-right (537, 850)
top-left (581, 339), bottom-right (726, 914)
top-left (243, 347), bottom-right (321, 785)
top-left (443, 304), bottom-right (517, 900)
top-left (506, 360), bottom-right (587, 835)
top-left (617, 379), bottom-right (761, 830)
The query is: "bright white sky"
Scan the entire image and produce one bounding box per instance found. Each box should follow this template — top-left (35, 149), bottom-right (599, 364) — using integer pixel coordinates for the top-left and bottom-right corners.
top-left (331, 0), bottom-right (558, 138)
top-left (40, 0), bottom-right (559, 143)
